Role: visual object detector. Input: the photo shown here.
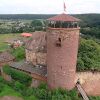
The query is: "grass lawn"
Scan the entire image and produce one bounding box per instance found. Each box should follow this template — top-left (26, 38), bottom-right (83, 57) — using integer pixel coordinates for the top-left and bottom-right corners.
top-left (0, 43), bottom-right (8, 52)
top-left (0, 85), bottom-right (37, 100)
top-left (0, 85), bottom-right (22, 97)
top-left (0, 33), bottom-right (20, 52)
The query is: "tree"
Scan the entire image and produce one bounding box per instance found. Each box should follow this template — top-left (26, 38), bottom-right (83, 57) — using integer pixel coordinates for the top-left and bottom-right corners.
top-left (77, 38), bottom-right (100, 71)
top-left (31, 20), bottom-right (43, 31)
top-left (31, 20), bottom-right (42, 27)
top-left (11, 47), bottom-right (25, 61)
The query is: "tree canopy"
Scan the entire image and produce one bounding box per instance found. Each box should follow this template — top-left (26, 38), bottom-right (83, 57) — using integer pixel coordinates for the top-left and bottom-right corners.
top-left (77, 38), bottom-right (100, 71)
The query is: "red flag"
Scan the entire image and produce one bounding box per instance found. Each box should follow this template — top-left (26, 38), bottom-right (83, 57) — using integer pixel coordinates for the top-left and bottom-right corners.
top-left (64, 2), bottom-right (66, 12)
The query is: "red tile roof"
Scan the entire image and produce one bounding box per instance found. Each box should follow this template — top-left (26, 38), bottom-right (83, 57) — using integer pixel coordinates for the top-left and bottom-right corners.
top-left (21, 33), bottom-right (32, 37)
top-left (47, 13), bottom-right (80, 22)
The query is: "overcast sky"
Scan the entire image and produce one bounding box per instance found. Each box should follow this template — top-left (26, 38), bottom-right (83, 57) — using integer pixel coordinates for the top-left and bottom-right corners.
top-left (0, 0), bottom-right (100, 14)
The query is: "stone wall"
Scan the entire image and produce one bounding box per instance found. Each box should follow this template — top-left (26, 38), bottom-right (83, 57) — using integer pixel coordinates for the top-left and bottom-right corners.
top-left (31, 73), bottom-right (47, 82)
top-left (47, 28), bottom-right (80, 90)
top-left (77, 72), bottom-right (100, 96)
top-left (30, 73), bottom-right (47, 87)
top-left (31, 79), bottom-right (44, 88)
top-left (26, 49), bottom-right (46, 65)
top-left (0, 60), bottom-right (14, 67)
top-left (36, 53), bottom-right (46, 65)
top-left (26, 50), bottom-right (36, 64)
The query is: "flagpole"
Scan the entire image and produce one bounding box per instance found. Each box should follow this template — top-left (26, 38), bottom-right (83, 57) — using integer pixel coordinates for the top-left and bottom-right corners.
top-left (63, 0), bottom-right (66, 14)
top-left (63, 0), bottom-right (64, 12)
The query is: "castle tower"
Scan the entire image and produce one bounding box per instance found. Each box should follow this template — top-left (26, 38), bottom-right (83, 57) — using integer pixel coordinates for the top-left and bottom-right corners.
top-left (46, 13), bottom-right (80, 90)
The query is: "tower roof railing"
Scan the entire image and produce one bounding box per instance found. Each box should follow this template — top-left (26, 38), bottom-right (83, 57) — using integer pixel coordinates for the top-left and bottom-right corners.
top-left (47, 13), bottom-right (80, 22)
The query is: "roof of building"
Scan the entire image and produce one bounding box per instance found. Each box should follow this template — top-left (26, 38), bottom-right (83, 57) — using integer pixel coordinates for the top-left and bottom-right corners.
top-left (0, 52), bottom-right (15, 63)
top-left (21, 33), bottom-right (32, 37)
top-left (25, 31), bottom-right (46, 52)
top-left (47, 13), bottom-right (80, 22)
top-left (9, 61), bottom-right (47, 77)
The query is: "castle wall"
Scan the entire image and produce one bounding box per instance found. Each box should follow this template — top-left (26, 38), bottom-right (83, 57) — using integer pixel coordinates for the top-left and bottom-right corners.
top-left (31, 73), bottom-right (47, 82)
top-left (31, 79), bottom-right (41, 88)
top-left (77, 72), bottom-right (100, 96)
top-left (36, 53), bottom-right (46, 65)
top-left (47, 28), bottom-right (80, 90)
top-left (26, 49), bottom-right (36, 64)
top-left (25, 49), bottom-right (46, 65)
top-left (0, 60), bottom-right (14, 67)
top-left (31, 74), bottom-right (47, 88)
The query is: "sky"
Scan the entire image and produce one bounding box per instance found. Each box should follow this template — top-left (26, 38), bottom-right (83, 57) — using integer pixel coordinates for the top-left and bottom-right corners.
top-left (0, 0), bottom-right (100, 14)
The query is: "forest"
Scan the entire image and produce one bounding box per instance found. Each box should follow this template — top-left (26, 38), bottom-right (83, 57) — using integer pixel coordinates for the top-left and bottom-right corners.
top-left (0, 14), bottom-right (100, 38)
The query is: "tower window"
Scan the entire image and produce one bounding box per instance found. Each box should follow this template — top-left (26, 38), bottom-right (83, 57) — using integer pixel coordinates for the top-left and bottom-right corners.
top-left (56, 38), bottom-right (62, 47)
top-left (58, 38), bottom-right (61, 42)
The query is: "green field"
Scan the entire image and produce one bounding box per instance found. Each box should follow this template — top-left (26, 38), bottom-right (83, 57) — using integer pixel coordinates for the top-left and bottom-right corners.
top-left (0, 33), bottom-right (20, 52)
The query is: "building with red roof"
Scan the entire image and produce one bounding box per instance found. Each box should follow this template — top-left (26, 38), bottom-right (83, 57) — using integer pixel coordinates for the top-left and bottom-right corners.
top-left (21, 33), bottom-right (32, 37)
top-left (47, 13), bottom-right (80, 29)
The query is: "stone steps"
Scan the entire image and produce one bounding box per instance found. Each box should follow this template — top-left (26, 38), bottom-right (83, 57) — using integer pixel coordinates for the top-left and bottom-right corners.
top-left (76, 83), bottom-right (89, 100)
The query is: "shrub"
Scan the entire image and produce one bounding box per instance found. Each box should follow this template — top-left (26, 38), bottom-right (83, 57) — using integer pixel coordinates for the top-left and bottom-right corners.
top-left (77, 38), bottom-right (100, 71)
top-left (0, 83), bottom-right (5, 93)
top-left (25, 95), bottom-right (38, 100)
top-left (49, 88), bottom-right (80, 100)
top-left (38, 82), bottom-right (47, 90)
top-left (25, 88), bottom-right (34, 96)
top-left (31, 20), bottom-right (42, 27)
top-left (0, 76), bottom-right (5, 83)
top-left (89, 96), bottom-right (100, 100)
top-left (3, 65), bottom-right (32, 86)
top-left (3, 65), bottom-right (11, 75)
top-left (35, 88), bottom-right (48, 99)
top-left (0, 80), bottom-right (84, 100)
top-left (11, 47), bottom-right (25, 61)
top-left (14, 81), bottom-right (25, 92)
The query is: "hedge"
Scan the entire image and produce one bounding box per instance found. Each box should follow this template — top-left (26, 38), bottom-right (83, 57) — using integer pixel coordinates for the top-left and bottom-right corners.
top-left (3, 65), bottom-right (32, 86)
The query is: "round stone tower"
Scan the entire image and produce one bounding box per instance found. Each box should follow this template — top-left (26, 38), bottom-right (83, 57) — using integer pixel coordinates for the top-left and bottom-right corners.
top-left (46, 13), bottom-right (80, 90)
